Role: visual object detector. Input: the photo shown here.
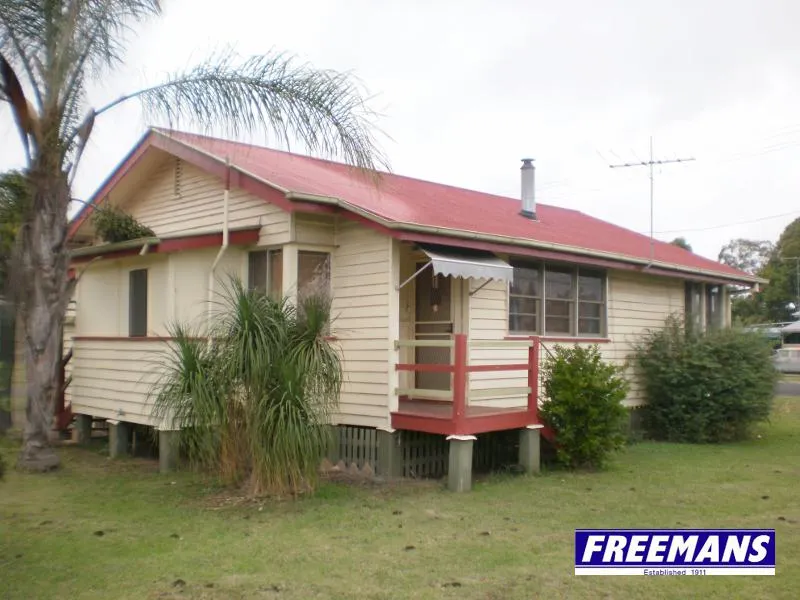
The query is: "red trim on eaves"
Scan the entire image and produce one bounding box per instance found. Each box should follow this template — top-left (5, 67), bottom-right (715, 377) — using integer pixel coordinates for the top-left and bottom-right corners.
top-left (72, 336), bottom-right (184, 342)
top-left (148, 135), bottom-right (316, 215)
top-left (156, 228), bottom-right (260, 252)
top-left (67, 130), bottom-right (336, 241)
top-left (68, 130), bottom-right (156, 238)
top-left (396, 230), bottom-right (745, 285)
top-left (70, 227), bottom-right (260, 264)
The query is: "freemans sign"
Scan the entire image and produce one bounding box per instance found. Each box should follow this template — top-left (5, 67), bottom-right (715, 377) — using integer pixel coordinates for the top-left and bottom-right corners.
top-left (574, 529), bottom-right (775, 575)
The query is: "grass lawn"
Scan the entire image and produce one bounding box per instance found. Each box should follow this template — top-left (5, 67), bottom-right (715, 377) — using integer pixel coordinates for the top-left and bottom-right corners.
top-left (1, 399), bottom-right (799, 600)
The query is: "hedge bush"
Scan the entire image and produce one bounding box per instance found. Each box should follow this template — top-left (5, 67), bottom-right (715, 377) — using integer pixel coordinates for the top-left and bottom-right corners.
top-left (92, 206), bottom-right (155, 244)
top-left (540, 344), bottom-right (629, 469)
top-left (633, 316), bottom-right (778, 443)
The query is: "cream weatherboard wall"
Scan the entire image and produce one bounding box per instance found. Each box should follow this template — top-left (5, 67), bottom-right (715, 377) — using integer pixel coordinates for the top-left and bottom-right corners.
top-left (259, 212), bottom-right (396, 429)
top-left (123, 157), bottom-right (290, 244)
top-left (328, 220), bottom-right (395, 429)
top-left (69, 249), bottom-right (246, 427)
top-left (468, 268), bottom-right (686, 409)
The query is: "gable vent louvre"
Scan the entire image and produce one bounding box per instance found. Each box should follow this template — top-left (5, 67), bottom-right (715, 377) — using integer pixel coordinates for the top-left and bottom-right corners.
top-left (520, 158), bottom-right (536, 220)
top-left (173, 158), bottom-right (183, 198)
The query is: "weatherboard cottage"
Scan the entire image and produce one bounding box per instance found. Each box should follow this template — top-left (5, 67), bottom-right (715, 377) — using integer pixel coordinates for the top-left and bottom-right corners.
top-left (45, 128), bottom-right (758, 490)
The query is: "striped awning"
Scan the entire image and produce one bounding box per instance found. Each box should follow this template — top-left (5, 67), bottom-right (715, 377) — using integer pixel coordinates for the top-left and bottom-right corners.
top-left (420, 244), bottom-right (513, 283)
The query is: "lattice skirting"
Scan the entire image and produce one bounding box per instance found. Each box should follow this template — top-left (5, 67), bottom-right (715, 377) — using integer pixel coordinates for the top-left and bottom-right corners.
top-left (331, 425), bottom-right (379, 471)
top-left (327, 426), bottom-right (524, 479)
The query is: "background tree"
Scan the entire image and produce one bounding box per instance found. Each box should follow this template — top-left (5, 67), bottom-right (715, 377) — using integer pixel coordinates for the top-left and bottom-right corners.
top-left (718, 238), bottom-right (776, 324)
top-left (760, 218), bottom-right (800, 322)
top-left (0, 171), bottom-right (27, 437)
top-left (670, 237), bottom-right (692, 252)
top-left (1, 1), bottom-right (384, 471)
top-left (0, 170), bottom-right (29, 295)
top-left (718, 238), bottom-right (775, 275)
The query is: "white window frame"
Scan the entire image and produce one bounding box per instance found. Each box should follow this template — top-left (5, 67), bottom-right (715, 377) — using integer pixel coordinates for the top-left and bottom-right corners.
top-left (247, 247), bottom-right (283, 298)
top-left (508, 260), bottom-right (608, 338)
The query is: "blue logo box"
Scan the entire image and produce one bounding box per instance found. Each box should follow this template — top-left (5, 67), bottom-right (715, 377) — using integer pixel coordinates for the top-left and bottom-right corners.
top-left (574, 529), bottom-right (775, 576)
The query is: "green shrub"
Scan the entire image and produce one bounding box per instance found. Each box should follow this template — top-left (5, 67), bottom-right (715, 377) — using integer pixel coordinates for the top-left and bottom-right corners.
top-left (633, 316), bottom-right (778, 443)
top-left (540, 344), bottom-right (629, 469)
top-left (92, 205), bottom-right (155, 243)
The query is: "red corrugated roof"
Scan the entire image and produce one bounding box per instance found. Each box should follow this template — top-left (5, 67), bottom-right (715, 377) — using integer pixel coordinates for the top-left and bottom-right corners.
top-left (72, 128), bottom-right (753, 283)
top-left (163, 130), bottom-right (752, 282)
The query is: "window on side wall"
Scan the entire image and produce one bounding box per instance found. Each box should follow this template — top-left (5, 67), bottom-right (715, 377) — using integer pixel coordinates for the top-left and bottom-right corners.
top-left (508, 262), bottom-right (607, 337)
top-left (684, 282), bottom-right (703, 331)
top-left (545, 267), bottom-right (575, 335)
top-left (508, 262), bottom-right (541, 334)
top-left (248, 249), bottom-right (283, 299)
top-left (298, 251), bottom-right (331, 299)
top-left (577, 269), bottom-right (605, 335)
top-left (129, 268), bottom-right (148, 337)
top-left (706, 284), bottom-right (723, 330)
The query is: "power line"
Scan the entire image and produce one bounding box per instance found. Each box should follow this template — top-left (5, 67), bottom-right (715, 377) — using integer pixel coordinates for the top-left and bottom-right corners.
top-left (609, 137), bottom-right (695, 262)
top-left (651, 210), bottom-right (800, 235)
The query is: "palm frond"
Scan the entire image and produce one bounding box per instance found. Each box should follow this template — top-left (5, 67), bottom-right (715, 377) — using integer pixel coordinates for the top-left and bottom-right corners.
top-left (0, 3), bottom-right (44, 108)
top-left (151, 275), bottom-right (342, 496)
top-left (58, 1), bottom-right (162, 108)
top-left (96, 48), bottom-right (387, 173)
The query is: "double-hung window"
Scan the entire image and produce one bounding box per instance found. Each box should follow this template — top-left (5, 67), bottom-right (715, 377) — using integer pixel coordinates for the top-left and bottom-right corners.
top-left (298, 251), bottom-right (331, 298)
top-left (129, 269), bottom-right (148, 337)
top-left (248, 249), bottom-right (283, 299)
top-left (544, 267), bottom-right (575, 335)
top-left (508, 263), bottom-right (541, 334)
top-left (577, 270), bottom-right (605, 335)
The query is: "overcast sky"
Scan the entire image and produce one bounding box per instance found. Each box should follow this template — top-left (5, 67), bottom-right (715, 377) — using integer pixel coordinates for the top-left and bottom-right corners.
top-left (2, 0), bottom-right (799, 260)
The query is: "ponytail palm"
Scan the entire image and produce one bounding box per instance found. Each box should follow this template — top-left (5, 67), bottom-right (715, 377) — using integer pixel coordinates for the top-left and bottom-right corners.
top-left (1, 0), bottom-right (383, 471)
top-left (151, 278), bottom-right (341, 496)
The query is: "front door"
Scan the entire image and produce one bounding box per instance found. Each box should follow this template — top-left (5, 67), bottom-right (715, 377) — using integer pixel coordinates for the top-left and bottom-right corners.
top-left (415, 264), bottom-right (452, 391)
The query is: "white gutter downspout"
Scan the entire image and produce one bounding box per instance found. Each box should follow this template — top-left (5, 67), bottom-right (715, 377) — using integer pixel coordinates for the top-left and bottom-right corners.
top-left (207, 157), bottom-right (231, 336)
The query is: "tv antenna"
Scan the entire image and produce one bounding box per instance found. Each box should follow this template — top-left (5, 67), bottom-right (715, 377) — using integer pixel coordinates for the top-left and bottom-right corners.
top-left (609, 137), bottom-right (695, 263)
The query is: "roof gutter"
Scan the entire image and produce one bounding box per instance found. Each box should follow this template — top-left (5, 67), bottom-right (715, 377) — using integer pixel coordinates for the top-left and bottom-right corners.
top-left (69, 236), bottom-right (161, 259)
top-left (284, 192), bottom-right (764, 287)
top-left (154, 133), bottom-right (762, 287)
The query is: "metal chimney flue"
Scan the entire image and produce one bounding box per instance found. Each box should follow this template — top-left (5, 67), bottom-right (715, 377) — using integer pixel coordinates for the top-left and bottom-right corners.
top-left (520, 158), bottom-right (537, 219)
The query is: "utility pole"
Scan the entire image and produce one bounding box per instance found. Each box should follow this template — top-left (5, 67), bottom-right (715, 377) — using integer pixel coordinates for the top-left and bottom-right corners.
top-left (609, 137), bottom-right (695, 262)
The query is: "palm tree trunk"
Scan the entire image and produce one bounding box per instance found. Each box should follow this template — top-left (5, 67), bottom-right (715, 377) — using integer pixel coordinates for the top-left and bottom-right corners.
top-left (16, 150), bottom-right (71, 472)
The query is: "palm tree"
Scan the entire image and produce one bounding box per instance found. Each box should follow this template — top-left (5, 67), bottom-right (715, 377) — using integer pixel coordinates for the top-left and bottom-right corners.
top-left (0, 1), bottom-right (384, 471)
top-left (152, 277), bottom-right (341, 496)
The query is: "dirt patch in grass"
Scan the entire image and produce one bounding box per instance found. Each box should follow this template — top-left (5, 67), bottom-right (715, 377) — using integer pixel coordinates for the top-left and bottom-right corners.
top-left (198, 469), bottom-right (440, 510)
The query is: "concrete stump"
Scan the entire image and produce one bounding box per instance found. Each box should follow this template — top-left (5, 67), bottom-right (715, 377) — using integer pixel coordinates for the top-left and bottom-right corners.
top-left (519, 425), bottom-right (542, 474)
top-left (108, 420), bottom-right (131, 459)
top-left (447, 435), bottom-right (476, 492)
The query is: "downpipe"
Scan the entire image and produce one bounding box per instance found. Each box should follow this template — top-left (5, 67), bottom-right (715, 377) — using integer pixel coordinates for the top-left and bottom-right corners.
top-left (207, 158), bottom-right (231, 337)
